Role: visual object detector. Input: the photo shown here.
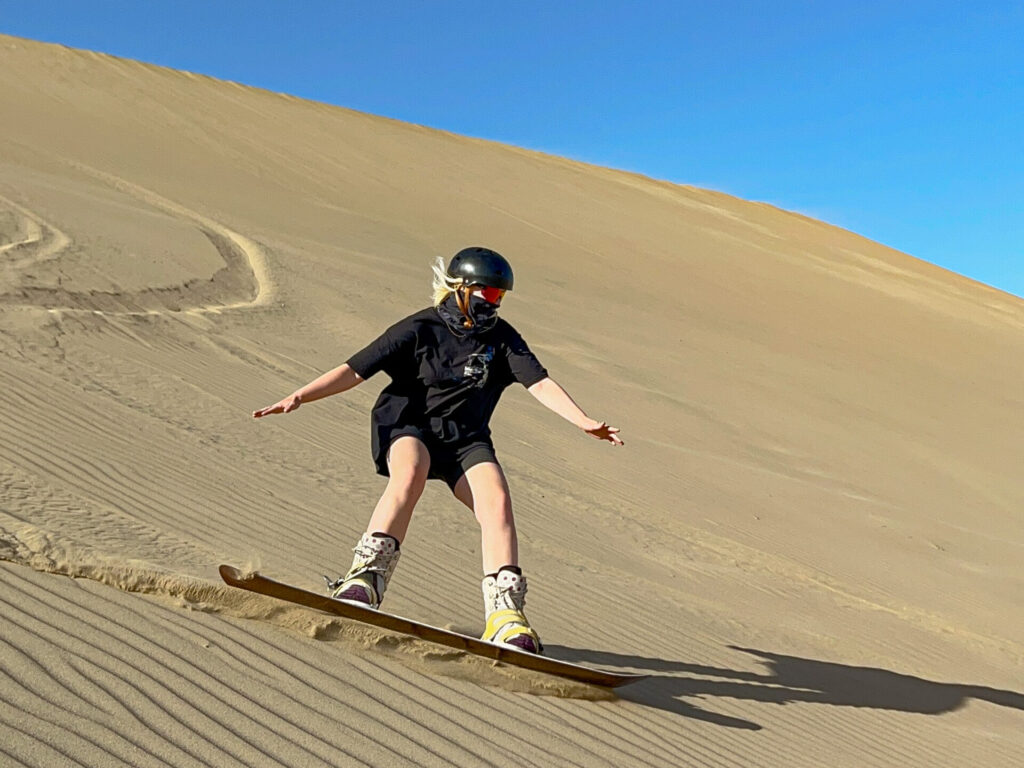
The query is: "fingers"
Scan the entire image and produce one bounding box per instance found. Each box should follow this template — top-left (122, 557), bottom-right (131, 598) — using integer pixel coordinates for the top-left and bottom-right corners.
top-left (586, 421), bottom-right (624, 446)
top-left (252, 399), bottom-right (293, 418)
top-left (603, 424), bottom-right (624, 446)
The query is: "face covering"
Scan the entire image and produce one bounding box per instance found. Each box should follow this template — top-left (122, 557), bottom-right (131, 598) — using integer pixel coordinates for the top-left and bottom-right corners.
top-left (467, 293), bottom-right (498, 328)
top-left (437, 292), bottom-right (498, 335)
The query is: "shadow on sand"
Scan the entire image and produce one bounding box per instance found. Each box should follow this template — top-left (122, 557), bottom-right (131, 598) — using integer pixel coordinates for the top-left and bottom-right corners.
top-left (544, 644), bottom-right (1024, 730)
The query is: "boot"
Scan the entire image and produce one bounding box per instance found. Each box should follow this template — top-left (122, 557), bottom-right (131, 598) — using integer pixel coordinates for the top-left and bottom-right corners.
top-left (480, 567), bottom-right (542, 653)
top-left (328, 532), bottom-right (400, 609)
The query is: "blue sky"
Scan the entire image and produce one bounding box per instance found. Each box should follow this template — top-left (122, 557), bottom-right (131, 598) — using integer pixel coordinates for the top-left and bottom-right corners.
top-left (2, 1), bottom-right (1021, 297)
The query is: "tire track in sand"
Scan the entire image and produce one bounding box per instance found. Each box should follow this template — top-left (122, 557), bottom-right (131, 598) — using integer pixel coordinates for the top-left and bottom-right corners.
top-left (0, 161), bottom-right (275, 316)
top-left (0, 191), bottom-right (72, 268)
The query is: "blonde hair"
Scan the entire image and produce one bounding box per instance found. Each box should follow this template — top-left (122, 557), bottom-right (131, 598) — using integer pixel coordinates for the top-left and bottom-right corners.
top-left (431, 256), bottom-right (462, 306)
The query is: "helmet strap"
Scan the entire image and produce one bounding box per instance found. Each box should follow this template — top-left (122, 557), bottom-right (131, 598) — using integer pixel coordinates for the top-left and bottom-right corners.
top-left (454, 285), bottom-right (474, 328)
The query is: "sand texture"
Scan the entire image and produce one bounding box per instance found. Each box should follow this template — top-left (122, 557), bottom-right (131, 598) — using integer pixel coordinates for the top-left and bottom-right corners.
top-left (1, 34), bottom-right (1022, 767)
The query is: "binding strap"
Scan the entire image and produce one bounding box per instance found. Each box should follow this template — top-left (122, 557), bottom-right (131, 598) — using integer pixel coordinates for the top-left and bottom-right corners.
top-left (483, 609), bottom-right (540, 647)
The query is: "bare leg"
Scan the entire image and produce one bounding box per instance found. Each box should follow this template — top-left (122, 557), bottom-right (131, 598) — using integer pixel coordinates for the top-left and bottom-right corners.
top-left (365, 436), bottom-right (430, 543)
top-left (452, 462), bottom-right (517, 574)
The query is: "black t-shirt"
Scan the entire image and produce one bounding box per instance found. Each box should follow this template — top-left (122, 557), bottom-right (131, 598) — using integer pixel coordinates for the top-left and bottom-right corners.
top-left (347, 306), bottom-right (548, 449)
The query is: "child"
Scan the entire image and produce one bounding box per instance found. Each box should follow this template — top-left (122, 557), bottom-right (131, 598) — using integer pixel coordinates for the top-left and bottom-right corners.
top-left (254, 247), bottom-right (623, 653)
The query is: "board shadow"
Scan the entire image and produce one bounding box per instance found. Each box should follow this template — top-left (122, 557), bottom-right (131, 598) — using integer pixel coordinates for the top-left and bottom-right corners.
top-left (544, 643), bottom-right (1024, 730)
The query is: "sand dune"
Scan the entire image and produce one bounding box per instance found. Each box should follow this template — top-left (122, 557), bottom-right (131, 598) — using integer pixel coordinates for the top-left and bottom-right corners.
top-left (1, 33), bottom-right (1022, 767)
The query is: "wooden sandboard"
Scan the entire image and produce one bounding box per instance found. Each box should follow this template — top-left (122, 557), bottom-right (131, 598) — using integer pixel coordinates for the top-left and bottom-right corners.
top-left (219, 565), bottom-right (647, 688)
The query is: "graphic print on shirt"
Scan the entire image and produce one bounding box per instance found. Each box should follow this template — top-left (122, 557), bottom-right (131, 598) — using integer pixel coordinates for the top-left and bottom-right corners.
top-left (462, 346), bottom-right (495, 388)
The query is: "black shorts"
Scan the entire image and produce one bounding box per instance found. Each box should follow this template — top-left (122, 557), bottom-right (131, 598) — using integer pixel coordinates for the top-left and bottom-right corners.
top-left (376, 425), bottom-right (498, 491)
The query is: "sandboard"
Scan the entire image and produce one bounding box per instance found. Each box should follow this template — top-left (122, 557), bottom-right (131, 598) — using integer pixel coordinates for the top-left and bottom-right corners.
top-left (219, 565), bottom-right (647, 688)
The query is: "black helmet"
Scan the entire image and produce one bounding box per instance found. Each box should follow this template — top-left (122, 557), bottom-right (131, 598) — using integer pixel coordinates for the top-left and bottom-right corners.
top-left (447, 247), bottom-right (514, 291)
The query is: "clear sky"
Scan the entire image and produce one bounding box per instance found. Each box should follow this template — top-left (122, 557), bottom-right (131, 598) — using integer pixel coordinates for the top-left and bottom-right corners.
top-left (2, 1), bottom-right (1021, 297)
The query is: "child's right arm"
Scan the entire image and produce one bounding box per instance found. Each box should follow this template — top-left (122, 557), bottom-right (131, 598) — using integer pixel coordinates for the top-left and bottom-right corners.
top-left (252, 363), bottom-right (364, 418)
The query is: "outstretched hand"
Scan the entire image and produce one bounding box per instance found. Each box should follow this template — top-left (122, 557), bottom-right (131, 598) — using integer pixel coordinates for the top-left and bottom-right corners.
top-left (253, 393), bottom-right (302, 418)
top-left (582, 419), bottom-right (624, 446)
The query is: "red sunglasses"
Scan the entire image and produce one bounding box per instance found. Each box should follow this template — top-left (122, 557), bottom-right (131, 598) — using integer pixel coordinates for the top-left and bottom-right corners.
top-left (479, 286), bottom-right (506, 304)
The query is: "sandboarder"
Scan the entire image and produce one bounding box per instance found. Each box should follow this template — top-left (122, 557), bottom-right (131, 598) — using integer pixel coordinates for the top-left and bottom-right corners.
top-left (253, 247), bottom-right (623, 653)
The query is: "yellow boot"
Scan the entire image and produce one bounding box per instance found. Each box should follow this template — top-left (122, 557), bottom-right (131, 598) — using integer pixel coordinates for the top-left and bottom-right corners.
top-left (480, 567), bottom-right (542, 653)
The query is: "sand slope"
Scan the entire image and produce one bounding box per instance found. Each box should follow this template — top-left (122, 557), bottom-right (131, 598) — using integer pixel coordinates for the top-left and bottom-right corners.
top-left (1, 33), bottom-right (1022, 767)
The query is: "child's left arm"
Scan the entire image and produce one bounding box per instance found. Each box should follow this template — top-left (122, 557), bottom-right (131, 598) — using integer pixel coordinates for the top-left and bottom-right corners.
top-left (527, 377), bottom-right (624, 445)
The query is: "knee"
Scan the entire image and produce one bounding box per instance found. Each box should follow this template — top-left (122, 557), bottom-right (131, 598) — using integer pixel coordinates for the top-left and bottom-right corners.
top-left (474, 490), bottom-right (514, 527)
top-left (388, 463), bottom-right (428, 499)
top-left (386, 462), bottom-right (429, 505)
